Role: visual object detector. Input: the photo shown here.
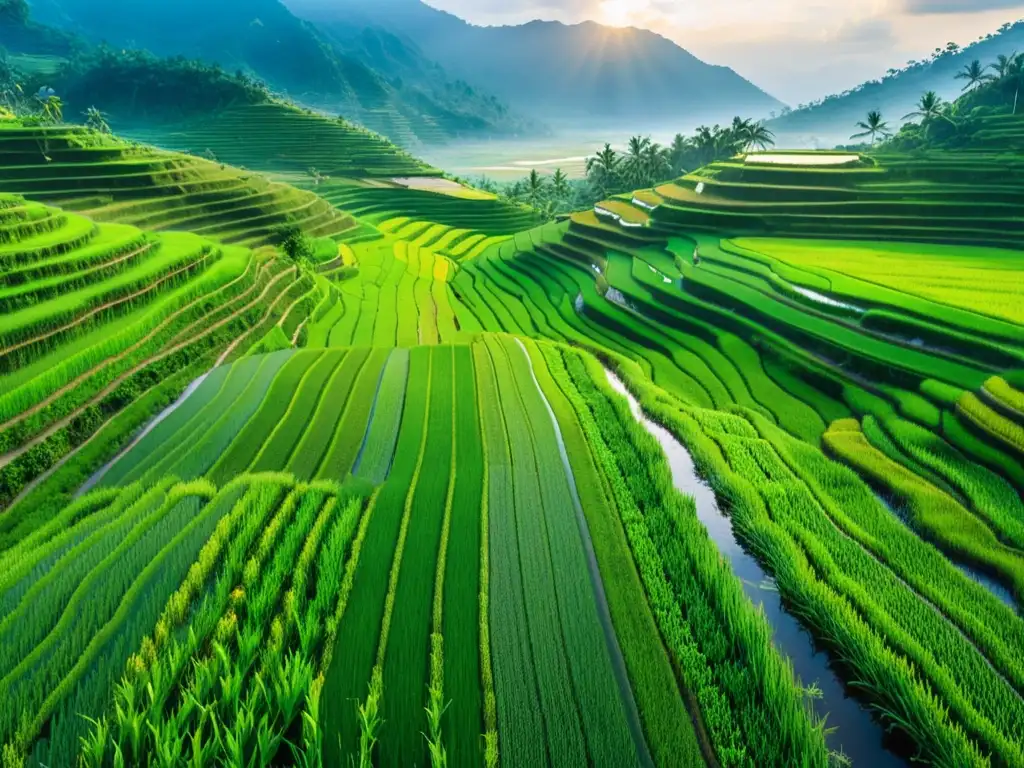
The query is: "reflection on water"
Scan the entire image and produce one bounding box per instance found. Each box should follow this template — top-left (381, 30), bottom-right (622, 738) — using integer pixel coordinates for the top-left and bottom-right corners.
top-left (603, 368), bottom-right (907, 767)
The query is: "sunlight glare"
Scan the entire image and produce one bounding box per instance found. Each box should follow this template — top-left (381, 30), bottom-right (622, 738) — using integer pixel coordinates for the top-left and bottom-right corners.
top-left (599, 0), bottom-right (634, 27)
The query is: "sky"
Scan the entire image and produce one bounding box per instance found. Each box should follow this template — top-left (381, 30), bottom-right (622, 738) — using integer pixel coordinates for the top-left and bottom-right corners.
top-left (421, 0), bottom-right (1024, 104)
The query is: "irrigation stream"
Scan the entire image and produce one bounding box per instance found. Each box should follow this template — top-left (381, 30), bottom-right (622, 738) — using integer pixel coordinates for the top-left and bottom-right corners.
top-left (603, 367), bottom-right (908, 767)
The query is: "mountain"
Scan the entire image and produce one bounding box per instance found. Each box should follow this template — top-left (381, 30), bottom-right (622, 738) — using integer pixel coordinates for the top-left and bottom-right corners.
top-left (767, 20), bottom-right (1024, 146)
top-left (285, 0), bottom-right (783, 127)
top-left (22, 0), bottom-right (534, 144)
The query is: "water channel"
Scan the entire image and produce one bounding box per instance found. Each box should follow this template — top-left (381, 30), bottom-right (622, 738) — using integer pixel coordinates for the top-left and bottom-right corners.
top-left (603, 367), bottom-right (908, 767)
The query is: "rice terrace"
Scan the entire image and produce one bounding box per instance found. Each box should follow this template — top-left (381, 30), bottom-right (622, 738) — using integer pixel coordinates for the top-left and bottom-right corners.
top-left (1, 0), bottom-right (1024, 765)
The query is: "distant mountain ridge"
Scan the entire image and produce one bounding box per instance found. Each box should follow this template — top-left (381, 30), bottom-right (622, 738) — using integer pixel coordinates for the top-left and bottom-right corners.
top-left (22, 0), bottom-right (535, 144)
top-left (767, 20), bottom-right (1024, 145)
top-left (285, 0), bottom-right (783, 127)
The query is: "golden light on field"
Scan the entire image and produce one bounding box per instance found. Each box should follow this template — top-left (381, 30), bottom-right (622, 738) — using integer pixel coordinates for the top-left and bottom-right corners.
top-left (598, 0), bottom-right (634, 27)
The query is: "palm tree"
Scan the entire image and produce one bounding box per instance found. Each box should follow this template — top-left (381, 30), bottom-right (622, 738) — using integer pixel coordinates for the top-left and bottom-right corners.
top-left (955, 60), bottom-right (991, 91)
top-left (550, 168), bottom-right (571, 204)
top-left (851, 110), bottom-right (892, 143)
top-left (713, 125), bottom-right (742, 159)
top-left (1007, 54), bottom-right (1024, 114)
top-left (740, 121), bottom-right (776, 151)
top-left (586, 143), bottom-right (621, 195)
top-left (525, 169), bottom-right (547, 209)
top-left (989, 52), bottom-right (1018, 79)
top-left (692, 125), bottom-right (717, 165)
top-left (622, 135), bottom-right (652, 187)
top-left (642, 141), bottom-right (672, 186)
top-left (902, 91), bottom-right (945, 124)
top-left (668, 133), bottom-right (689, 175)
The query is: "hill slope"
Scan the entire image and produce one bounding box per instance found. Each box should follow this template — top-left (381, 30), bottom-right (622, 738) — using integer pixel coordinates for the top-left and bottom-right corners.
top-left (767, 21), bottom-right (1024, 144)
top-left (286, 0), bottom-right (782, 126)
top-left (24, 0), bottom-right (533, 144)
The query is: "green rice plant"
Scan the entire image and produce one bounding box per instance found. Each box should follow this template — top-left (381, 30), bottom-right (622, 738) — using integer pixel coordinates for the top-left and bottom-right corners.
top-left (438, 345), bottom-right (485, 768)
top-left (0, 261), bottom-right (297, 494)
top-left (380, 346), bottom-right (452, 766)
top-left (353, 349), bottom-right (411, 484)
top-left (116, 354), bottom-right (269, 485)
top-left (736, 417), bottom-right (1024, 765)
top-left (472, 340), bottom-right (547, 767)
top-left (79, 481), bottom-right (368, 767)
top-left (316, 348), bottom-right (392, 483)
top-left (483, 336), bottom-right (590, 766)
top-left (0, 479), bottom-right (174, 688)
top-left (98, 365), bottom-right (233, 487)
top-left (0, 480), bottom-right (221, 757)
top-left (0, 252), bottom-right (265, 454)
top-left (498, 335), bottom-right (640, 766)
top-left (321, 348), bottom-right (432, 766)
top-left (529, 339), bottom-right (706, 767)
top-left (568, 348), bottom-right (829, 766)
top-left (824, 419), bottom-right (1024, 599)
top-left (208, 351), bottom-right (321, 484)
top-left (287, 348), bottom-right (372, 480)
top-left (757, 413), bottom-right (1024, 694)
top-left (0, 246), bottom-right (253, 424)
top-left (873, 413), bottom-right (1024, 549)
top-left (941, 410), bottom-right (1024, 491)
top-left (0, 235), bottom-right (219, 350)
top-left (984, 376), bottom-right (1024, 421)
top-left (0, 347), bottom-right (235, 546)
top-left (0, 485), bottom-right (127, 619)
top-left (958, 391), bottom-right (1024, 457)
top-left (249, 350), bottom-right (347, 473)
top-left (158, 350), bottom-right (294, 483)
top-left (635, 382), bottom-right (988, 766)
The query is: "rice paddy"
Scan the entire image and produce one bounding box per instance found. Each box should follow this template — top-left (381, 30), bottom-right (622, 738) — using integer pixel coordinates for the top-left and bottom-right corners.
top-left (0, 111), bottom-right (1021, 768)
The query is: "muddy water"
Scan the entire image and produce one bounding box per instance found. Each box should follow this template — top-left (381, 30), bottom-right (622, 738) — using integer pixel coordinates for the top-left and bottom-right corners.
top-left (604, 368), bottom-right (907, 767)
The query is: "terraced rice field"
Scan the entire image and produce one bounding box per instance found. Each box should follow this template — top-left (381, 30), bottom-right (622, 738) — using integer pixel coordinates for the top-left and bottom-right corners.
top-left (0, 124), bottom-right (357, 246)
top-left (120, 102), bottom-right (438, 180)
top-left (2, 122), bottom-right (1023, 768)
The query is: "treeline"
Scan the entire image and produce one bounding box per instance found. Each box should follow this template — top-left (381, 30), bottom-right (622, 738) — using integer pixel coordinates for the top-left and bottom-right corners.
top-left (1, 46), bottom-right (271, 125)
top-left (844, 50), bottom-right (1024, 151)
top-left (479, 117), bottom-right (775, 215)
top-left (54, 47), bottom-right (272, 122)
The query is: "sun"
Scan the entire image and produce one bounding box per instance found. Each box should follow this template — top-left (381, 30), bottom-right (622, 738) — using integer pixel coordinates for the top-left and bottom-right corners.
top-left (598, 0), bottom-right (634, 27)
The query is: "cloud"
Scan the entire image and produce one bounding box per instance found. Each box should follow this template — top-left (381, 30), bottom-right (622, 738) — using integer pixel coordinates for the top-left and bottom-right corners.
top-left (902, 0), bottom-right (1024, 12)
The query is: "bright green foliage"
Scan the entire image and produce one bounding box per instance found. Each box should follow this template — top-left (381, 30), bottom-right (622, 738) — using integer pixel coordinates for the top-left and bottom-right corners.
top-left (355, 349), bottom-right (411, 484)
top-left (0, 123), bottom-right (356, 246)
top-left (316, 348), bottom-right (392, 482)
top-left (472, 340), bottom-right (547, 767)
top-left (322, 347), bottom-right (432, 766)
top-left (527, 339), bottom-right (705, 767)
top-left (288, 347), bottom-right (372, 480)
top-left (380, 346), bottom-right (454, 766)
top-left (442, 345), bottom-right (484, 768)
top-left (825, 419), bottom-right (1024, 599)
top-left (209, 351), bottom-right (322, 484)
top-left (249, 350), bottom-right (347, 473)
